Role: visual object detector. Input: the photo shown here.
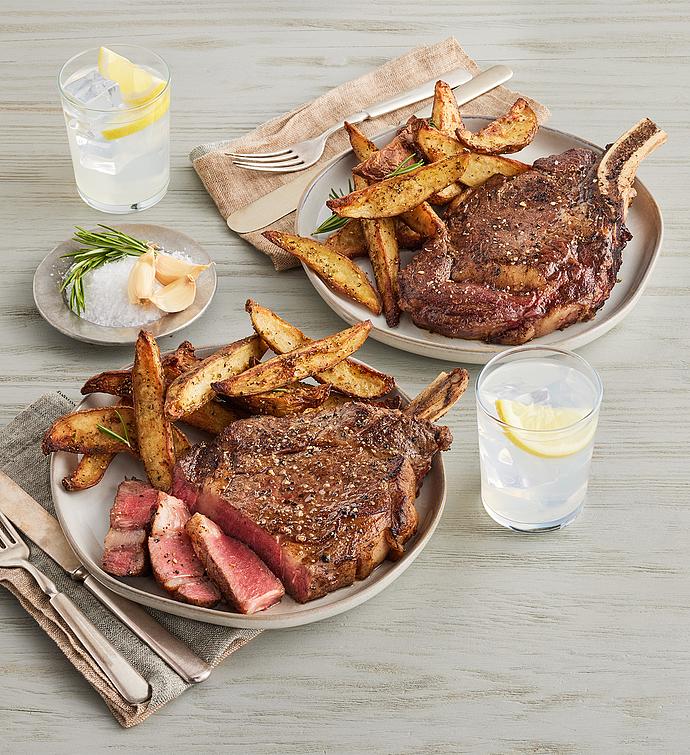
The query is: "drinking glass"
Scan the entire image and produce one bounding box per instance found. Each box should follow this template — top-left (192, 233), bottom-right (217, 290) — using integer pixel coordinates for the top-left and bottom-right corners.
top-left (58, 45), bottom-right (170, 213)
top-left (476, 346), bottom-right (603, 532)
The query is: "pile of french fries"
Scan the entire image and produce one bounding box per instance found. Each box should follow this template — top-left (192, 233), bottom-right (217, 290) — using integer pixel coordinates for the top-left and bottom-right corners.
top-left (42, 301), bottom-right (396, 492)
top-left (263, 83), bottom-right (539, 329)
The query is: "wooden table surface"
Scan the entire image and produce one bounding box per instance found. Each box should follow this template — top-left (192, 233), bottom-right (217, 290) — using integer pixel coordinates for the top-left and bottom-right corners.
top-left (2, 1), bottom-right (688, 752)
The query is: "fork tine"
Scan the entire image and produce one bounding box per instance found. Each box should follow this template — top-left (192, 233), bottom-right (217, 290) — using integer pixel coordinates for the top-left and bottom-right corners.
top-left (226, 148), bottom-right (292, 159)
top-left (231, 160), bottom-right (307, 173)
top-left (0, 508), bottom-right (19, 545)
top-left (230, 153), bottom-right (302, 165)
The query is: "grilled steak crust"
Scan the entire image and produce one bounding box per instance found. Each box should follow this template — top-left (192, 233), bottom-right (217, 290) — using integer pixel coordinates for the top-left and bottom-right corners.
top-left (173, 402), bottom-right (450, 603)
top-left (398, 148), bottom-right (629, 344)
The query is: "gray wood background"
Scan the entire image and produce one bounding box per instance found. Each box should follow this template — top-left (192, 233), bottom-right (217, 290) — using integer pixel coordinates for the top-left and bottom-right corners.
top-left (1, 1), bottom-right (688, 752)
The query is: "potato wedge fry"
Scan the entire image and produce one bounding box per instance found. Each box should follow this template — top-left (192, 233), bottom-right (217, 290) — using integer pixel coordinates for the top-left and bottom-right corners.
top-left (394, 220), bottom-right (422, 249)
top-left (404, 369), bottom-right (469, 422)
top-left (432, 80), bottom-right (463, 138)
top-left (324, 219), bottom-right (367, 258)
top-left (399, 203), bottom-right (445, 237)
top-left (62, 453), bottom-right (114, 491)
top-left (344, 121), bottom-right (378, 161)
top-left (42, 405), bottom-right (189, 457)
top-left (455, 98), bottom-right (538, 155)
top-left (132, 330), bottom-right (175, 491)
top-left (360, 214), bottom-right (400, 327)
top-left (165, 335), bottom-right (267, 420)
top-left (246, 300), bottom-right (394, 398)
top-left (326, 155), bottom-right (470, 218)
top-left (213, 321), bottom-right (371, 397)
top-left (81, 369), bottom-right (132, 397)
top-left (262, 231), bottom-right (381, 315)
top-left (445, 186), bottom-right (476, 216)
top-left (231, 382), bottom-right (331, 417)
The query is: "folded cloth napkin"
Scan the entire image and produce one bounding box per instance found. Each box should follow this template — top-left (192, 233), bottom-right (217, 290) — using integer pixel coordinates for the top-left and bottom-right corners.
top-left (190, 37), bottom-right (549, 271)
top-left (0, 393), bottom-right (261, 728)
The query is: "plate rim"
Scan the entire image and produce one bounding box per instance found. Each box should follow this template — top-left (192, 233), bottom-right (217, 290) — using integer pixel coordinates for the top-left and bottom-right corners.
top-left (50, 348), bottom-right (448, 629)
top-left (33, 223), bottom-right (217, 346)
top-left (295, 118), bottom-right (664, 364)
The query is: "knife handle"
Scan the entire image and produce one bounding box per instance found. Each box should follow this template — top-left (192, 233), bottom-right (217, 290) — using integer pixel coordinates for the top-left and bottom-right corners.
top-left (49, 591), bottom-right (151, 705)
top-left (80, 572), bottom-right (212, 684)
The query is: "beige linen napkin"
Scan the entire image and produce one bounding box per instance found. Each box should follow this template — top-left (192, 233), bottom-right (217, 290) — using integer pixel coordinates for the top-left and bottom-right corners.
top-left (190, 37), bottom-right (549, 271)
top-left (0, 393), bottom-right (261, 728)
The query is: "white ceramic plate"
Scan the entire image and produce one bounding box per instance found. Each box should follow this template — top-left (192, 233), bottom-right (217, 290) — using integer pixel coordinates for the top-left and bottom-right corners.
top-left (50, 348), bottom-right (447, 629)
top-left (33, 224), bottom-right (216, 345)
top-left (296, 119), bottom-right (664, 364)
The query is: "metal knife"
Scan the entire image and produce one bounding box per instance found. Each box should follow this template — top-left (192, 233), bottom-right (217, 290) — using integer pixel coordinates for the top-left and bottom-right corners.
top-left (227, 65), bottom-right (513, 234)
top-left (0, 470), bottom-right (212, 684)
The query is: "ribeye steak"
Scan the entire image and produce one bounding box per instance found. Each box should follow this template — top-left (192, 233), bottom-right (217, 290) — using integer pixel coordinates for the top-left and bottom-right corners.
top-left (172, 401), bottom-right (451, 603)
top-left (398, 118), bottom-right (666, 344)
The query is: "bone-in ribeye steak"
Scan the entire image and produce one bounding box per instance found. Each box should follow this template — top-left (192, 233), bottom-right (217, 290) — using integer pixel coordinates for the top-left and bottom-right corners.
top-left (172, 401), bottom-right (451, 603)
top-left (398, 118), bottom-right (665, 344)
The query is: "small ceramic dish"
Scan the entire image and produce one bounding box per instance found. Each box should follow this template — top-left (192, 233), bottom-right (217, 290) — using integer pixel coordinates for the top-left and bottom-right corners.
top-left (33, 223), bottom-right (216, 345)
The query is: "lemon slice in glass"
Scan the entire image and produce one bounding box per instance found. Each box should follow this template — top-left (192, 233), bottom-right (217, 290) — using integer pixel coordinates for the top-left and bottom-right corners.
top-left (97, 47), bottom-right (169, 140)
top-left (495, 399), bottom-right (596, 459)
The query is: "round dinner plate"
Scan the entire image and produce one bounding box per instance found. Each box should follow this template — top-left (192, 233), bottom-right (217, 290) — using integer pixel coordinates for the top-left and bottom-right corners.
top-left (296, 118), bottom-right (664, 364)
top-left (50, 348), bottom-right (447, 629)
top-left (33, 223), bottom-right (217, 345)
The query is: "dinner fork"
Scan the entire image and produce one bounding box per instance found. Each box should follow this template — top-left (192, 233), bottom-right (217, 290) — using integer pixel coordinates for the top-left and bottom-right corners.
top-left (228, 65), bottom-right (513, 173)
top-left (0, 508), bottom-right (150, 705)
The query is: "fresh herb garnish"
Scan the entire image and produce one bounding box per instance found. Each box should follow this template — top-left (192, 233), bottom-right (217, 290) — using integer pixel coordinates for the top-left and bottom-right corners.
top-left (385, 154), bottom-right (425, 178)
top-left (96, 409), bottom-right (132, 448)
top-left (313, 180), bottom-right (354, 235)
top-left (60, 225), bottom-right (154, 315)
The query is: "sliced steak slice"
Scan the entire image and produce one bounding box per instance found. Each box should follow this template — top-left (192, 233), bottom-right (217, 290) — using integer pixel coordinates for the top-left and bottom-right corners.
top-left (173, 401), bottom-right (450, 603)
top-left (353, 121), bottom-right (416, 182)
top-left (148, 493), bottom-right (220, 608)
top-left (102, 478), bottom-right (158, 577)
top-left (186, 513), bottom-right (284, 614)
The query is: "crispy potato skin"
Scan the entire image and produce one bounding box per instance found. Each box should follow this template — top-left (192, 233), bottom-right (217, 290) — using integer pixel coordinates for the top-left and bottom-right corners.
top-left (42, 405), bottom-right (189, 457)
top-left (165, 336), bottom-right (266, 420)
top-left (394, 220), bottom-right (423, 249)
top-left (61, 453), bottom-right (114, 491)
top-left (213, 321), bottom-right (372, 397)
top-left (455, 98), bottom-right (538, 155)
top-left (360, 215), bottom-right (400, 328)
top-left (231, 382), bottom-right (331, 417)
top-left (326, 155), bottom-right (469, 218)
top-left (405, 369), bottom-right (469, 422)
top-left (262, 231), bottom-right (381, 315)
top-left (246, 300), bottom-right (394, 398)
top-left (344, 121), bottom-right (378, 161)
top-left (132, 330), bottom-right (176, 491)
top-left (324, 220), bottom-right (367, 258)
top-left (432, 80), bottom-right (464, 138)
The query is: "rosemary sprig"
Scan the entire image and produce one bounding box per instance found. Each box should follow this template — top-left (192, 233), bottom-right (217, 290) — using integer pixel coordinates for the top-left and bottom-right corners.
top-left (96, 409), bottom-right (132, 448)
top-left (385, 154), bottom-right (425, 178)
top-left (313, 179), bottom-right (354, 235)
top-left (60, 225), bottom-right (154, 315)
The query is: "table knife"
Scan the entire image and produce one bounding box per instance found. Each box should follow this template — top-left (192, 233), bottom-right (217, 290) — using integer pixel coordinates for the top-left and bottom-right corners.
top-left (226, 65), bottom-right (513, 234)
top-left (0, 470), bottom-right (212, 684)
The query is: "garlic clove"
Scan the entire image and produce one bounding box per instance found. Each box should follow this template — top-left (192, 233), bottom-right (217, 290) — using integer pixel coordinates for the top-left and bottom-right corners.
top-left (154, 253), bottom-right (211, 285)
top-left (149, 274), bottom-right (197, 313)
top-left (127, 249), bottom-right (156, 304)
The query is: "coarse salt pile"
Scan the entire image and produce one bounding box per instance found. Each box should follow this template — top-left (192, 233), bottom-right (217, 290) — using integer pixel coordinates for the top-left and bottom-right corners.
top-left (66, 250), bottom-right (196, 328)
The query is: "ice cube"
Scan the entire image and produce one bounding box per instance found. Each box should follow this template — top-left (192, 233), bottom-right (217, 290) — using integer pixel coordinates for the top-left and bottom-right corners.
top-left (65, 70), bottom-right (121, 109)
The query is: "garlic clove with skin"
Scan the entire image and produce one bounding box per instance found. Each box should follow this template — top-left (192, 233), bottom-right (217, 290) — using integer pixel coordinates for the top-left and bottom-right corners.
top-left (149, 274), bottom-right (197, 313)
top-left (154, 253), bottom-right (211, 285)
top-left (127, 249), bottom-right (156, 304)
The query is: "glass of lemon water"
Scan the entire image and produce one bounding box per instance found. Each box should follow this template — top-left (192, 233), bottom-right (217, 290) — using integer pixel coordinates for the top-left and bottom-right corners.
top-left (476, 346), bottom-right (603, 532)
top-left (59, 45), bottom-right (170, 213)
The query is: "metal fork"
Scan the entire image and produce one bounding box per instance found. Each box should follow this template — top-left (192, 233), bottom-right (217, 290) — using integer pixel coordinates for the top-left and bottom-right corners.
top-left (0, 508), bottom-right (150, 705)
top-left (227, 65), bottom-right (513, 173)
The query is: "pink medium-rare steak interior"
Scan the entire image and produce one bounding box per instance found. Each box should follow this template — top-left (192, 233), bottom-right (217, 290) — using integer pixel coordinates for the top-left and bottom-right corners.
top-left (186, 513), bottom-right (284, 614)
top-left (148, 492), bottom-right (220, 608)
top-left (102, 478), bottom-right (158, 577)
top-left (173, 401), bottom-right (451, 603)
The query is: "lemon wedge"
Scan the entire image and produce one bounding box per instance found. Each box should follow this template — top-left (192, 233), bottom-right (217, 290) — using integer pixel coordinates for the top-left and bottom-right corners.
top-left (495, 399), bottom-right (596, 459)
top-left (97, 47), bottom-right (169, 140)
